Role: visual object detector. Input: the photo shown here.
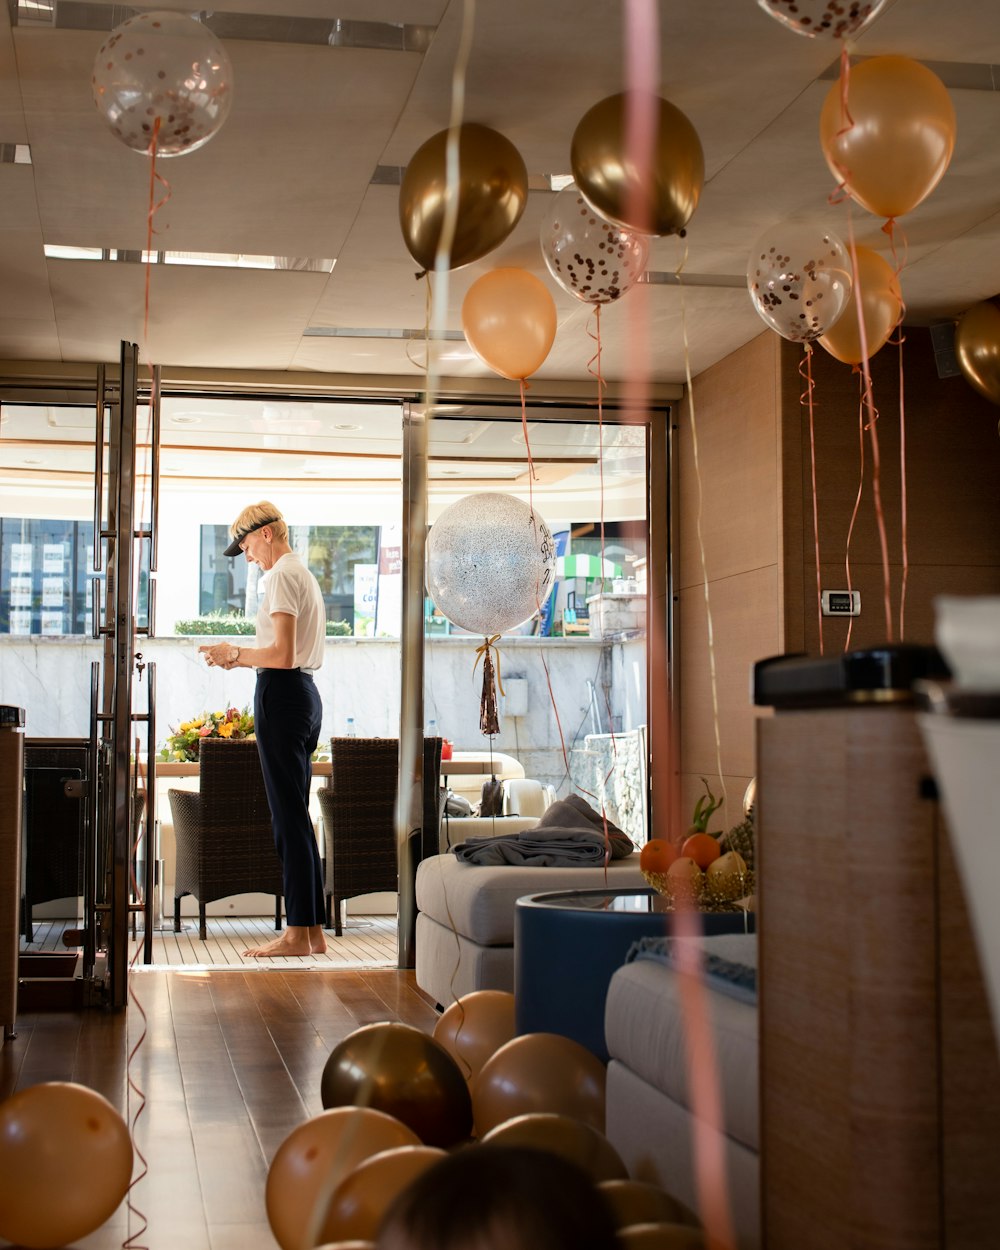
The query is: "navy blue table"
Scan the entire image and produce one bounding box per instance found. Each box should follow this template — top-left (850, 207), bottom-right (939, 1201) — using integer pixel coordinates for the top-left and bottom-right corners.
top-left (514, 887), bottom-right (755, 1061)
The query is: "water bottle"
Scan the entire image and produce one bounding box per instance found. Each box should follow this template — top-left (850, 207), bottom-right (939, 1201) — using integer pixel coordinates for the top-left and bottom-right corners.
top-left (428, 718), bottom-right (437, 737)
top-left (346, 716), bottom-right (356, 737)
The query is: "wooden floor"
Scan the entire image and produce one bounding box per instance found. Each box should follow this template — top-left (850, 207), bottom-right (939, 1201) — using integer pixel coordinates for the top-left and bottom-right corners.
top-left (1, 960), bottom-right (440, 1249)
top-left (24, 915), bottom-right (399, 970)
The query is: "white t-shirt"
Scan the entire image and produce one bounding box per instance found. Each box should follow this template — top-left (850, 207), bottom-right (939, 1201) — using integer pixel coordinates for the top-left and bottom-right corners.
top-left (255, 552), bottom-right (326, 671)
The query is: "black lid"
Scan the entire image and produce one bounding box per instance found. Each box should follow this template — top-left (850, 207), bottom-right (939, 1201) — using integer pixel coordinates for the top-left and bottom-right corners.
top-left (0, 705), bottom-right (26, 727)
top-left (753, 644), bottom-right (951, 709)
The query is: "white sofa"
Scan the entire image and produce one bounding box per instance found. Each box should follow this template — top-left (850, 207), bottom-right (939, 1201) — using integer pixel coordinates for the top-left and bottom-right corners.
top-left (604, 934), bottom-right (760, 1250)
top-left (414, 852), bottom-right (646, 1006)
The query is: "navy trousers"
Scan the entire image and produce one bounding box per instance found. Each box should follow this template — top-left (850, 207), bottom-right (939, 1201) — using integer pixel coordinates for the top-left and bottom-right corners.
top-left (253, 669), bottom-right (325, 927)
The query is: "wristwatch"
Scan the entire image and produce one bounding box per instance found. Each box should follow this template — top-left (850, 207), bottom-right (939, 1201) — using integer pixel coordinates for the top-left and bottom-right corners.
top-left (230, 646), bottom-right (240, 665)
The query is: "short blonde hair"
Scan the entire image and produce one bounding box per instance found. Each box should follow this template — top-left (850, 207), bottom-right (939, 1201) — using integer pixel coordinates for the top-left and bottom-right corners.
top-left (229, 501), bottom-right (288, 546)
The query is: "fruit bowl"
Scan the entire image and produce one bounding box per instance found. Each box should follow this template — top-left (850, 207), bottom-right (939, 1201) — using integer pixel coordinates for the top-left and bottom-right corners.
top-left (640, 865), bottom-right (756, 913)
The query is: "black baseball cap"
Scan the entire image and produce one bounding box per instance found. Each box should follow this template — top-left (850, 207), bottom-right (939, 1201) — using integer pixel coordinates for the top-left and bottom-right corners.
top-left (223, 516), bottom-right (280, 558)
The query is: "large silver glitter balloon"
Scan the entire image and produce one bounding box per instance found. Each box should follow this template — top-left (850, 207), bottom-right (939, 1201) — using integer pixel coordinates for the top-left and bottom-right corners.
top-left (426, 493), bottom-right (556, 636)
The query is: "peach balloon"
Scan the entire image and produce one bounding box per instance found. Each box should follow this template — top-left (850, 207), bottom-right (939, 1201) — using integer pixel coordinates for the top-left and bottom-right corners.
top-left (432, 990), bottom-right (517, 1083)
top-left (820, 55), bottom-right (956, 220)
top-left (0, 1081), bottom-right (133, 1249)
top-left (462, 268), bottom-right (558, 380)
top-left (265, 1106), bottom-right (420, 1250)
top-left (817, 245), bottom-right (902, 365)
top-left (482, 1111), bottom-right (627, 1182)
top-left (955, 300), bottom-right (1000, 406)
top-left (318, 1145), bottom-right (446, 1244)
top-left (617, 1222), bottom-right (707, 1248)
top-left (471, 1031), bottom-right (607, 1137)
top-left (598, 1179), bottom-right (700, 1231)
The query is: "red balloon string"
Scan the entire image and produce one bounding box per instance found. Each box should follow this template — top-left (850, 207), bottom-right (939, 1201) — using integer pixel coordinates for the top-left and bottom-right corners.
top-left (827, 45), bottom-right (856, 206)
top-left (844, 211), bottom-right (894, 642)
top-left (843, 373), bottom-right (867, 652)
top-left (143, 118), bottom-right (172, 353)
top-left (123, 743), bottom-right (150, 1250)
top-left (800, 344), bottom-right (825, 656)
top-left (892, 323), bottom-right (909, 641)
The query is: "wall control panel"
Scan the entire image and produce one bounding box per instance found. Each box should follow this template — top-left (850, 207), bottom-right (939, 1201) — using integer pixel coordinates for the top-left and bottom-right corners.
top-left (821, 590), bottom-right (861, 617)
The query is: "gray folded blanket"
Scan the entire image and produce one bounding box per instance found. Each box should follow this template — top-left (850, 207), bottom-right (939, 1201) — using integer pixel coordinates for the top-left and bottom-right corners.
top-left (452, 794), bottom-right (636, 867)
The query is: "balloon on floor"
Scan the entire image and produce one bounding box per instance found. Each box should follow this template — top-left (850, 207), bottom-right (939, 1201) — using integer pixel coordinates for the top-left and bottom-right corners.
top-left (266, 1106), bottom-right (419, 1250)
top-left (320, 1021), bottom-right (473, 1148)
top-left (317, 1144), bottom-right (446, 1243)
top-left (432, 990), bottom-right (517, 1083)
top-left (472, 1031), bottom-right (607, 1136)
top-left (482, 1111), bottom-right (628, 1182)
top-left (0, 1081), bottom-right (133, 1249)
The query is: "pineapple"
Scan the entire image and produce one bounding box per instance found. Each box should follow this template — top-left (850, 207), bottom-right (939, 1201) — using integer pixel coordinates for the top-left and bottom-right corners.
top-left (722, 815), bottom-right (755, 873)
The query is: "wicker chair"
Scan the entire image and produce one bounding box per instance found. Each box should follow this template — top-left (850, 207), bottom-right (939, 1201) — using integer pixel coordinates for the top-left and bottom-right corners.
top-left (169, 738), bottom-right (283, 941)
top-left (319, 737), bottom-right (443, 936)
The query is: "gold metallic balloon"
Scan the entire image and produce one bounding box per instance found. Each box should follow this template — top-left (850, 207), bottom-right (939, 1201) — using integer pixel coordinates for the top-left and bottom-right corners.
top-left (399, 122), bottom-right (528, 272)
top-left (482, 1112), bottom-right (628, 1182)
top-left (571, 92), bottom-right (704, 237)
top-left (819, 55), bottom-right (956, 220)
top-left (817, 245), bottom-right (902, 365)
top-left (598, 1179), bottom-right (700, 1231)
top-left (320, 1021), bottom-right (473, 1148)
top-left (955, 300), bottom-right (1000, 406)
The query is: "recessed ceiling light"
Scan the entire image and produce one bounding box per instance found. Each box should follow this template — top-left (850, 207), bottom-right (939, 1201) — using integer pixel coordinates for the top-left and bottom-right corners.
top-left (23, 457), bottom-right (41, 465)
top-left (170, 415), bottom-right (201, 425)
top-left (334, 423), bottom-right (361, 432)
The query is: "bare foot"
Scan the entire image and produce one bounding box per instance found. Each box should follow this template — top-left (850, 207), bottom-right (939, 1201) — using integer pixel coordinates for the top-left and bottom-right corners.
top-left (243, 925), bottom-right (327, 958)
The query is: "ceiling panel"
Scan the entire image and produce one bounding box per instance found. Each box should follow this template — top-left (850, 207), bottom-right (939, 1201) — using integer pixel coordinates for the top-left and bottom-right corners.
top-left (0, 0), bottom-right (998, 385)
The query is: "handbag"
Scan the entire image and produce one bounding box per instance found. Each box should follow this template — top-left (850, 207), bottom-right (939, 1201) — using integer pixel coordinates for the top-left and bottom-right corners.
top-left (479, 775), bottom-right (504, 818)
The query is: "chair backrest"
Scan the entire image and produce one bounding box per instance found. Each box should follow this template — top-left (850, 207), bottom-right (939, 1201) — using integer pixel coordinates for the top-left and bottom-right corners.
top-left (196, 737), bottom-right (272, 832)
top-left (321, 737), bottom-right (442, 902)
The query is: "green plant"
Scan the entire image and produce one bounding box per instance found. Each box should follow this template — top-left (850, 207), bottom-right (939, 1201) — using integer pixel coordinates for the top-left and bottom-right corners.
top-left (689, 777), bottom-right (724, 834)
top-left (160, 706), bottom-right (254, 761)
top-left (173, 612), bottom-right (256, 636)
top-left (325, 619), bottom-right (352, 636)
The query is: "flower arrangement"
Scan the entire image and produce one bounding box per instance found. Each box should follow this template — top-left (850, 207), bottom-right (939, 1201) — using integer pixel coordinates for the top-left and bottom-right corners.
top-left (160, 706), bottom-right (255, 761)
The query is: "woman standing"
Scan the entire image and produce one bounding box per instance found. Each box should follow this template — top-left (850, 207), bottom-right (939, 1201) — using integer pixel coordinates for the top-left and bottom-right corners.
top-left (200, 502), bottom-right (327, 958)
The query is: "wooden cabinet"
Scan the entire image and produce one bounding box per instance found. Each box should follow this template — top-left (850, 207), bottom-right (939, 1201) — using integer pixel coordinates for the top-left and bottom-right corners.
top-left (758, 706), bottom-right (1000, 1249)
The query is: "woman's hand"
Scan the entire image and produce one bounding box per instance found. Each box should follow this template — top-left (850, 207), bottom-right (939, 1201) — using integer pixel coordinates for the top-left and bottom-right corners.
top-left (199, 643), bottom-right (240, 669)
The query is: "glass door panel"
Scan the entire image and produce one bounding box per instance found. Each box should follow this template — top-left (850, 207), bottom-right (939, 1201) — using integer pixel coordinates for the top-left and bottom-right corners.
top-left (0, 401), bottom-right (104, 952)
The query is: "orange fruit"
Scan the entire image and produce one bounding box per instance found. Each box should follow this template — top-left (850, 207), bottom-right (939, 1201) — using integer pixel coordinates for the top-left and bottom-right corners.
top-left (639, 839), bottom-right (678, 875)
top-left (681, 832), bottom-right (722, 870)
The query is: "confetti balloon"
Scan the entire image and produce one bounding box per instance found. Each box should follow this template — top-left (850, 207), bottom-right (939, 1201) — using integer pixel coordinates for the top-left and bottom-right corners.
top-left (92, 10), bottom-right (233, 157)
top-left (426, 493), bottom-right (556, 636)
top-left (0, 1081), bottom-right (133, 1249)
top-left (747, 222), bottom-right (852, 342)
top-left (757, 0), bottom-right (890, 39)
top-left (541, 186), bottom-right (649, 305)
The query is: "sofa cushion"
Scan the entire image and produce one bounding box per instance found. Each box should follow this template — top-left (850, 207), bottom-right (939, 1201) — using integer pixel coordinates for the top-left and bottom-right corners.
top-left (415, 852), bottom-right (646, 946)
top-left (604, 942), bottom-right (759, 1152)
